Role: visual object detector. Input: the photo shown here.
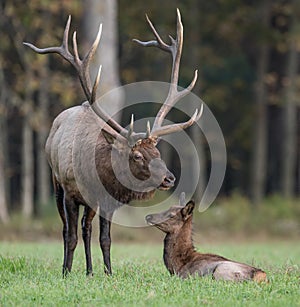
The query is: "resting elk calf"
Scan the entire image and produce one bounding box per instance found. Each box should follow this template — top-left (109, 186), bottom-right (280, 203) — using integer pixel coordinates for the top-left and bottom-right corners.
top-left (23, 9), bottom-right (202, 276)
top-left (146, 193), bottom-right (267, 282)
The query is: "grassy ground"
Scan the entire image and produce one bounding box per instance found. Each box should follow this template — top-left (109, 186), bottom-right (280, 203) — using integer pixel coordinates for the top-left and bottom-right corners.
top-left (0, 241), bottom-right (299, 306)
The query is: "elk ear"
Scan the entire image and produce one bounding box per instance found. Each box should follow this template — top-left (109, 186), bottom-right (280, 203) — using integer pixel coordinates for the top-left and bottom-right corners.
top-left (181, 200), bottom-right (195, 220)
top-left (102, 130), bottom-right (128, 153)
top-left (102, 130), bottom-right (116, 144)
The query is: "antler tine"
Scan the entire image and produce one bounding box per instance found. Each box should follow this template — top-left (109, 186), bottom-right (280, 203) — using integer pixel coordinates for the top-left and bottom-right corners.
top-left (126, 114), bottom-right (148, 146)
top-left (83, 23), bottom-right (102, 67)
top-left (145, 14), bottom-right (170, 51)
top-left (72, 31), bottom-right (90, 100)
top-left (133, 15), bottom-right (169, 51)
top-left (71, 24), bottom-right (126, 135)
top-left (150, 104), bottom-right (203, 138)
top-left (62, 16), bottom-right (71, 52)
top-left (23, 15), bottom-right (74, 65)
top-left (169, 8), bottom-right (183, 87)
top-left (91, 65), bottom-right (102, 104)
top-left (81, 23), bottom-right (103, 104)
top-left (152, 8), bottom-right (198, 131)
top-left (133, 9), bottom-right (200, 138)
top-left (146, 121), bottom-right (151, 137)
top-left (24, 16), bottom-right (129, 137)
top-left (127, 114), bottom-right (134, 139)
top-left (151, 8), bottom-right (183, 130)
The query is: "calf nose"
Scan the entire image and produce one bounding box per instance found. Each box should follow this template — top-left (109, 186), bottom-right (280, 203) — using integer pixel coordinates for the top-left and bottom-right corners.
top-left (145, 214), bottom-right (153, 222)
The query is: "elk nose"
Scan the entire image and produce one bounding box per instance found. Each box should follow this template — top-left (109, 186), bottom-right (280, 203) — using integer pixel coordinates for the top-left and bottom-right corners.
top-left (159, 170), bottom-right (175, 190)
top-left (165, 172), bottom-right (175, 184)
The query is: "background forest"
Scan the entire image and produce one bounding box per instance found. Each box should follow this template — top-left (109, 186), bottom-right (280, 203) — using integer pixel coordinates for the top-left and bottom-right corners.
top-left (0, 0), bottom-right (299, 238)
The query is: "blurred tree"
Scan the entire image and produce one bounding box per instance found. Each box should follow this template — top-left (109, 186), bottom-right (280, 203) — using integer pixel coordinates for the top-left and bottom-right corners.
top-left (183, 0), bottom-right (207, 201)
top-left (36, 56), bottom-right (51, 207)
top-left (8, 9), bottom-right (35, 217)
top-left (250, 0), bottom-right (271, 205)
top-left (21, 88), bottom-right (34, 218)
top-left (0, 67), bottom-right (9, 223)
top-left (1, 1), bottom-right (81, 216)
top-left (83, 0), bottom-right (124, 121)
top-left (281, 0), bottom-right (299, 198)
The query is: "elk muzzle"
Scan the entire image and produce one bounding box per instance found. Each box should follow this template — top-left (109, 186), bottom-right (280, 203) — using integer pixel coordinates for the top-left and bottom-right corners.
top-left (147, 158), bottom-right (175, 191)
top-left (159, 170), bottom-right (175, 190)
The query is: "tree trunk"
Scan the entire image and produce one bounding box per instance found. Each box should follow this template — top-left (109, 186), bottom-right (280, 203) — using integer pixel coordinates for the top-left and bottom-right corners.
top-left (187, 1), bottom-right (206, 202)
top-left (281, 1), bottom-right (299, 198)
top-left (0, 142), bottom-right (9, 223)
top-left (250, 0), bottom-right (271, 205)
top-left (21, 70), bottom-right (34, 218)
top-left (83, 0), bottom-right (124, 121)
top-left (0, 68), bottom-right (9, 223)
top-left (37, 58), bottom-right (51, 207)
top-left (0, 111), bottom-right (9, 223)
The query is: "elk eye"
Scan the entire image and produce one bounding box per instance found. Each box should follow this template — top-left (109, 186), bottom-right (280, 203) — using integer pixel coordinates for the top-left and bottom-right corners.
top-left (133, 152), bottom-right (143, 161)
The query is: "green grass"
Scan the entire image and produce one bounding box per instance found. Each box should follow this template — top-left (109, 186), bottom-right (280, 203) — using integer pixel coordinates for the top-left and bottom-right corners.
top-left (0, 241), bottom-right (299, 307)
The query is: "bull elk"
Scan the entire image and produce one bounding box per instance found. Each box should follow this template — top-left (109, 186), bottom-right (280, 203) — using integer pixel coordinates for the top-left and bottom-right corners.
top-left (146, 193), bottom-right (267, 282)
top-left (23, 9), bottom-right (202, 276)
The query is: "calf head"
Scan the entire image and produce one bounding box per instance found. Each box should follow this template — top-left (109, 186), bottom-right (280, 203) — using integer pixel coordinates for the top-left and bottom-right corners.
top-left (146, 194), bottom-right (195, 233)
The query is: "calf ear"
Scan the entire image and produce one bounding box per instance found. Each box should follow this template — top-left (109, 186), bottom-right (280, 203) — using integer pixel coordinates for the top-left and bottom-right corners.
top-left (179, 192), bottom-right (186, 207)
top-left (181, 200), bottom-right (195, 220)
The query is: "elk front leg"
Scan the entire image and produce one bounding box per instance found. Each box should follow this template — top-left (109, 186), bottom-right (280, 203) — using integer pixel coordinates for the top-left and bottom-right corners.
top-left (81, 206), bottom-right (96, 276)
top-left (63, 195), bottom-right (79, 276)
top-left (99, 210), bottom-right (114, 275)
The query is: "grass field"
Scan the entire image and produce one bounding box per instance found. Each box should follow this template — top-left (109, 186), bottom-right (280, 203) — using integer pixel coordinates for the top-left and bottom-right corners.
top-left (0, 241), bottom-right (299, 306)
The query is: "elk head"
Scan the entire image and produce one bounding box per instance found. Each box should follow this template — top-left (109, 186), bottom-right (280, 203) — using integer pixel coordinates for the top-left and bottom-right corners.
top-left (23, 9), bottom-right (202, 197)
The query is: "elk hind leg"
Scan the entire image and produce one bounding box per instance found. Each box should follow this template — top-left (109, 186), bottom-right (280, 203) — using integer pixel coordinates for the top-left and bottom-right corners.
top-left (53, 177), bottom-right (68, 276)
top-left (63, 195), bottom-right (79, 275)
top-left (81, 206), bottom-right (96, 276)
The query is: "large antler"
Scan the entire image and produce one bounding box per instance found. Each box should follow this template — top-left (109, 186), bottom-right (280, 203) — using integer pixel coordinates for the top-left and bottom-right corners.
top-left (133, 9), bottom-right (203, 138)
top-left (23, 15), bottom-right (128, 137)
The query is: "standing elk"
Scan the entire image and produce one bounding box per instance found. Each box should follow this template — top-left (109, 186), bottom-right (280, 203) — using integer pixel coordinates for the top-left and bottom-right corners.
top-left (23, 9), bottom-right (202, 276)
top-left (146, 193), bottom-right (267, 282)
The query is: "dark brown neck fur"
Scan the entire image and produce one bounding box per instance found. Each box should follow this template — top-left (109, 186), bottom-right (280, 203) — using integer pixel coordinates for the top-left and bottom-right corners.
top-left (95, 140), bottom-right (155, 204)
top-left (163, 216), bottom-right (196, 275)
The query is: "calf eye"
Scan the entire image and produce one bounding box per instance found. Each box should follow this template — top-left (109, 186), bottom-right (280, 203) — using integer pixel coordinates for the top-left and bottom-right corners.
top-left (168, 212), bottom-right (176, 218)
